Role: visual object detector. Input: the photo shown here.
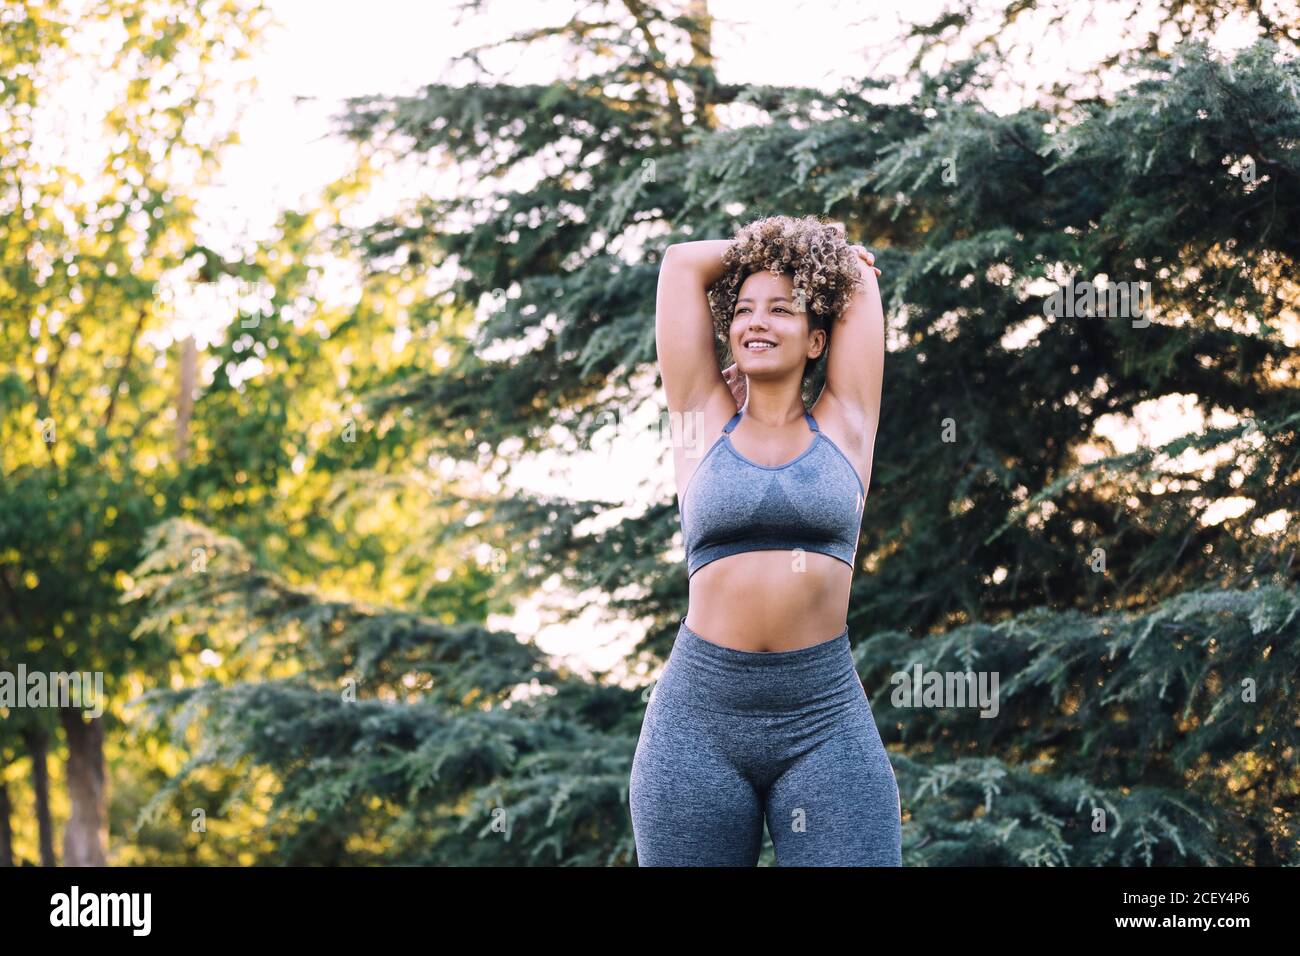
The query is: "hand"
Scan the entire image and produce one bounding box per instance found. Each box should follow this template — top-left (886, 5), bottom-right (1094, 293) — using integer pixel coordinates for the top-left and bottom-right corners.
top-left (850, 244), bottom-right (881, 279)
top-left (857, 247), bottom-right (878, 277)
top-left (829, 222), bottom-right (881, 278)
top-left (722, 362), bottom-right (747, 409)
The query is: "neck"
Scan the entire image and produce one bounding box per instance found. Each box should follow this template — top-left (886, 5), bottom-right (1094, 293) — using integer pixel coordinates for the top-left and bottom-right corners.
top-left (741, 381), bottom-right (806, 427)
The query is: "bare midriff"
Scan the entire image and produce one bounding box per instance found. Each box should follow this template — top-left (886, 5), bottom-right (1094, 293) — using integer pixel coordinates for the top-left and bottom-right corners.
top-left (684, 550), bottom-right (854, 652)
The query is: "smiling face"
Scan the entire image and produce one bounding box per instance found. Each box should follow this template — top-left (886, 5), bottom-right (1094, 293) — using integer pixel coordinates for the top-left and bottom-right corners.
top-left (729, 270), bottom-right (826, 378)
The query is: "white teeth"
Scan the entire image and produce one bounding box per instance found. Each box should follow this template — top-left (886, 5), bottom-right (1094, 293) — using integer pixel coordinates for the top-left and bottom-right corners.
top-left (746, 342), bottom-right (775, 350)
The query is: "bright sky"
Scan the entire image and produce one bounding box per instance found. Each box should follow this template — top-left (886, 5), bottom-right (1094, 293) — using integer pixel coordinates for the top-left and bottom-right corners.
top-left (42, 0), bottom-right (1280, 680)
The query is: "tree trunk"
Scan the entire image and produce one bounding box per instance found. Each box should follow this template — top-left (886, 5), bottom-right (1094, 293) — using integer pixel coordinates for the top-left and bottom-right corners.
top-left (22, 726), bottom-right (57, 866)
top-left (176, 333), bottom-right (197, 462)
top-left (0, 773), bottom-right (13, 866)
top-left (60, 708), bottom-right (108, 866)
top-left (685, 0), bottom-right (717, 128)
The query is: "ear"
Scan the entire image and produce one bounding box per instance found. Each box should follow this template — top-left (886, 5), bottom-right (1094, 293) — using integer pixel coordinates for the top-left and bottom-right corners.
top-left (807, 326), bottom-right (828, 360)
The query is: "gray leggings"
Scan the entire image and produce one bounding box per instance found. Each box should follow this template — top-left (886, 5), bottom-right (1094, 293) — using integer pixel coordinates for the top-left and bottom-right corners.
top-left (629, 617), bottom-right (902, 866)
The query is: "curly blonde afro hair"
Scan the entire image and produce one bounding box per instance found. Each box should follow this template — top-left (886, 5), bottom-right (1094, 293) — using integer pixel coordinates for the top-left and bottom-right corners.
top-left (707, 214), bottom-right (864, 395)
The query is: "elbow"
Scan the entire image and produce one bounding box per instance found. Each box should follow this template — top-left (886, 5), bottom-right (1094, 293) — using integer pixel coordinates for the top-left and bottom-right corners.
top-left (659, 243), bottom-right (693, 281)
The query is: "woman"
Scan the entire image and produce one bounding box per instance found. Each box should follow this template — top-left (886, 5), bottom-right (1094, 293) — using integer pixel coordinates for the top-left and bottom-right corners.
top-left (629, 214), bottom-right (900, 866)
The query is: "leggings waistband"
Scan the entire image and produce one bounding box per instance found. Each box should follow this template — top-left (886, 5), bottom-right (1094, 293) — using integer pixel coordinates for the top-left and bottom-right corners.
top-left (654, 617), bottom-right (862, 716)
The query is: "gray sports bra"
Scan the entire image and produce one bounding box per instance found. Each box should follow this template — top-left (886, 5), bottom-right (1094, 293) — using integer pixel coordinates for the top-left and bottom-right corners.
top-left (679, 406), bottom-right (866, 578)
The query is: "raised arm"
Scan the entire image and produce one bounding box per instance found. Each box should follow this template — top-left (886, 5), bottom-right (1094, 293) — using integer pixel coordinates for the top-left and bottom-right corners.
top-left (655, 241), bottom-right (736, 415)
top-left (822, 251), bottom-right (885, 438)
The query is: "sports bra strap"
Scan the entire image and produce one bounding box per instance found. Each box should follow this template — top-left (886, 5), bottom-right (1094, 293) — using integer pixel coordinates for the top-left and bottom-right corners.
top-left (722, 410), bottom-right (742, 433)
top-left (804, 410), bottom-right (820, 432)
